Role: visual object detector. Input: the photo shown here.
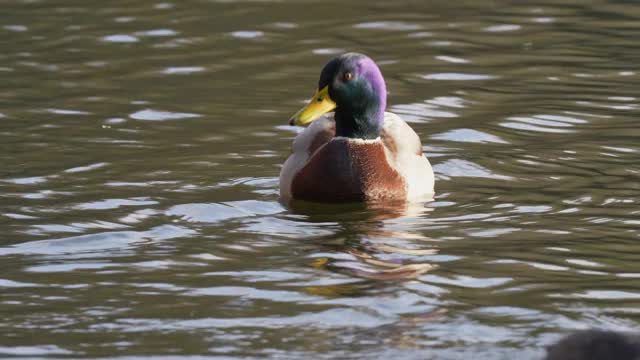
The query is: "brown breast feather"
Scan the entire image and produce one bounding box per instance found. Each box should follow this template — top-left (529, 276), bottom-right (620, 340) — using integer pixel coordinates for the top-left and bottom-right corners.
top-left (291, 139), bottom-right (407, 203)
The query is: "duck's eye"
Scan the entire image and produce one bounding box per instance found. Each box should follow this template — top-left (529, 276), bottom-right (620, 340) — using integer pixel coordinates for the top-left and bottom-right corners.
top-left (317, 97), bottom-right (323, 102)
top-left (342, 72), bottom-right (353, 81)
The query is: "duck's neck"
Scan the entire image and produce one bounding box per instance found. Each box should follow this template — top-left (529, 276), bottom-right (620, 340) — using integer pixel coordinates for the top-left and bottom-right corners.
top-left (334, 107), bottom-right (384, 140)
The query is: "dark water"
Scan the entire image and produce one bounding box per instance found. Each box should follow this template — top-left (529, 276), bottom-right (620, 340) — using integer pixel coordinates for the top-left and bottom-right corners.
top-left (1, 0), bottom-right (639, 358)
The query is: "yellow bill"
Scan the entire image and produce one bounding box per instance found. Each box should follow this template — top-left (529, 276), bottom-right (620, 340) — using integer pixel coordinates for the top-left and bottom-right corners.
top-left (288, 85), bottom-right (336, 126)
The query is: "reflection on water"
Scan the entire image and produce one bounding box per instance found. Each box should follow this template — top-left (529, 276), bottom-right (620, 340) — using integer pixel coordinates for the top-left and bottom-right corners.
top-left (1, 0), bottom-right (640, 358)
top-left (289, 201), bottom-right (438, 280)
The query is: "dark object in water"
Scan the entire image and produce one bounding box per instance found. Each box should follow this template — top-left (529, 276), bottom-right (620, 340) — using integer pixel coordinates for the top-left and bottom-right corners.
top-left (546, 330), bottom-right (640, 360)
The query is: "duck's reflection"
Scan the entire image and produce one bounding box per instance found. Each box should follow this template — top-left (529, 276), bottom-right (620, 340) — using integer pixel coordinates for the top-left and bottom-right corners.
top-left (286, 199), bottom-right (438, 281)
top-left (284, 199), bottom-right (448, 352)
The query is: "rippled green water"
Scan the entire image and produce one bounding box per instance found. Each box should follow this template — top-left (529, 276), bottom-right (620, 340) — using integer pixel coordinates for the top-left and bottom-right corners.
top-left (1, 0), bottom-right (639, 358)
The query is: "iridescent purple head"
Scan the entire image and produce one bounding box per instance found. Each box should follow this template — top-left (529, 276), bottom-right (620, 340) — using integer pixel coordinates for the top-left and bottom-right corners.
top-left (319, 53), bottom-right (387, 139)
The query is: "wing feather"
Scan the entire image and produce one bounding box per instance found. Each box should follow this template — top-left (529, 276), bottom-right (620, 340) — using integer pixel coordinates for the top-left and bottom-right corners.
top-left (279, 116), bottom-right (335, 200)
top-left (381, 112), bottom-right (435, 200)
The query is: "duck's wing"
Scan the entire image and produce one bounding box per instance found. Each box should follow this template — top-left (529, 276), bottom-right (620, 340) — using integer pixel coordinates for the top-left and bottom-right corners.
top-left (291, 115), bottom-right (336, 156)
top-left (279, 115), bottom-right (335, 200)
top-left (381, 112), bottom-right (435, 200)
top-left (381, 112), bottom-right (423, 157)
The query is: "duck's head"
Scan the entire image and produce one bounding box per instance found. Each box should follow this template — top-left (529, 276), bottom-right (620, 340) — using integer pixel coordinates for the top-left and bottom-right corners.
top-left (289, 53), bottom-right (387, 140)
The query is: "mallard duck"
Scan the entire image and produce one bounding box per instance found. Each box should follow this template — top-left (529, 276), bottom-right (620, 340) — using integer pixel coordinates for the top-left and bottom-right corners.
top-left (280, 53), bottom-right (434, 203)
top-left (546, 330), bottom-right (640, 360)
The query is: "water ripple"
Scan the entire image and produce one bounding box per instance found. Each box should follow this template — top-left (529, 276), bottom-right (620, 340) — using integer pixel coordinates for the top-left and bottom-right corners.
top-left (421, 73), bottom-right (497, 81)
top-left (129, 109), bottom-right (201, 121)
top-left (101, 34), bottom-right (139, 43)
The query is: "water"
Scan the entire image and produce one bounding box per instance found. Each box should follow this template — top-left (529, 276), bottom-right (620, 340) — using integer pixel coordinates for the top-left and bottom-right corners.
top-left (1, 0), bottom-right (639, 358)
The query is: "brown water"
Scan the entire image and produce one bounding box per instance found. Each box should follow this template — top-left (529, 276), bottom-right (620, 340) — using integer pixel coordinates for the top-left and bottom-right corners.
top-left (1, 0), bottom-right (639, 358)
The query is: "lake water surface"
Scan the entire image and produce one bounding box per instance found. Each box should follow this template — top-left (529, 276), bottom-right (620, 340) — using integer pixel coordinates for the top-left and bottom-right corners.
top-left (1, 0), bottom-right (639, 359)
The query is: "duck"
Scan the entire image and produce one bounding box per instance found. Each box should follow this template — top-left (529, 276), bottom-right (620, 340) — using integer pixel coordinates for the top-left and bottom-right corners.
top-left (279, 53), bottom-right (434, 203)
top-left (545, 330), bottom-right (640, 360)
